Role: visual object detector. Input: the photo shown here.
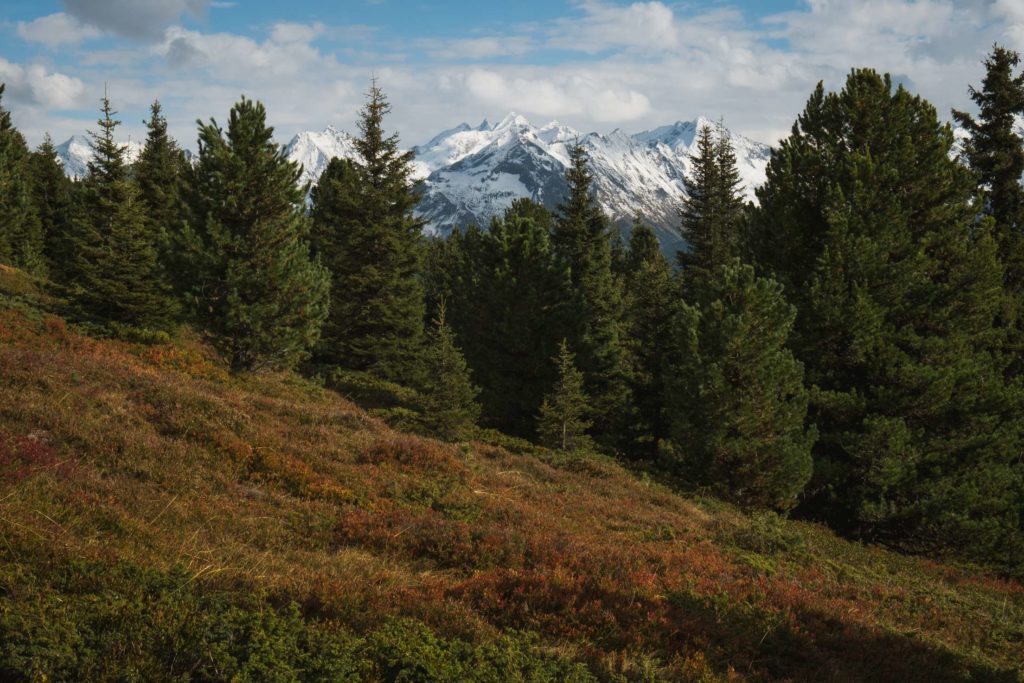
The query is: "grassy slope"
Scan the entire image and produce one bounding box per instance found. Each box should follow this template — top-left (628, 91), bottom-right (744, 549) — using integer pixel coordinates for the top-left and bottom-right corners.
top-left (0, 264), bottom-right (1022, 682)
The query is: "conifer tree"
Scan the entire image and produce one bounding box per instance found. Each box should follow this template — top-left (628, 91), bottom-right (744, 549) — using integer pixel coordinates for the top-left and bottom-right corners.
top-left (436, 203), bottom-right (569, 436)
top-left (0, 84), bottom-right (46, 275)
top-left (67, 95), bottom-right (175, 330)
top-left (28, 135), bottom-right (73, 278)
top-left (953, 46), bottom-right (1024, 268)
top-left (621, 220), bottom-right (676, 455)
top-left (749, 70), bottom-right (1023, 568)
top-left (664, 260), bottom-right (814, 510)
top-left (309, 81), bottom-right (425, 384)
top-left (552, 142), bottom-right (631, 445)
top-left (677, 122), bottom-right (745, 294)
top-left (417, 303), bottom-right (480, 440)
top-left (185, 96), bottom-right (329, 370)
top-left (953, 45), bottom-right (1024, 378)
top-left (538, 340), bottom-right (592, 452)
top-left (135, 100), bottom-right (188, 286)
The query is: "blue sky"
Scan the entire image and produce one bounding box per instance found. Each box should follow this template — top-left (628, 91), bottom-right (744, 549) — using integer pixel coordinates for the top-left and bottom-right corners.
top-left (1, 1), bottom-right (1021, 148)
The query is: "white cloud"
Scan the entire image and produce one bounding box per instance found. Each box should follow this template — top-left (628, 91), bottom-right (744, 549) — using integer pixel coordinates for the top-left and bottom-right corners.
top-left (63, 0), bottom-right (208, 40)
top-left (270, 22), bottom-right (325, 44)
top-left (425, 36), bottom-right (534, 60)
top-left (550, 1), bottom-right (679, 53)
top-left (0, 59), bottom-right (86, 109)
top-left (17, 13), bottom-right (102, 48)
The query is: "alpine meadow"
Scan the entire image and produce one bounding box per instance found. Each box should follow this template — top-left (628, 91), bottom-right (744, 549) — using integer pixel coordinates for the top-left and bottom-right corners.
top-left (2, 1), bottom-right (1024, 681)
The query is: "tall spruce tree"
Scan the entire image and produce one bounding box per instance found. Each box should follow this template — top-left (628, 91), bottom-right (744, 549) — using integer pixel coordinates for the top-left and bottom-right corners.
top-left (953, 45), bottom-right (1024, 379)
top-left (67, 95), bottom-right (174, 330)
top-left (0, 84), bottom-right (46, 275)
top-left (29, 135), bottom-right (73, 278)
top-left (433, 202), bottom-right (569, 436)
top-left (664, 260), bottom-right (814, 510)
top-left (185, 96), bottom-right (329, 370)
top-left (552, 142), bottom-right (631, 446)
top-left (309, 82), bottom-right (425, 384)
top-left (136, 100), bottom-right (188, 289)
top-left (417, 303), bottom-right (480, 440)
top-left (749, 70), bottom-right (1024, 569)
top-left (621, 220), bottom-right (676, 455)
top-left (677, 122), bottom-right (746, 294)
top-left (538, 340), bottom-right (592, 452)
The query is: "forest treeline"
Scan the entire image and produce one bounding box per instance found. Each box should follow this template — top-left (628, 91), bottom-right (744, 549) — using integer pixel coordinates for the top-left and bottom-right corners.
top-left (2, 48), bottom-right (1024, 576)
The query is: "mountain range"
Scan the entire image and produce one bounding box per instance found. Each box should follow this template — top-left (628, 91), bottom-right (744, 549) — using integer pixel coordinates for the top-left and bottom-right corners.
top-left (54, 114), bottom-right (770, 251)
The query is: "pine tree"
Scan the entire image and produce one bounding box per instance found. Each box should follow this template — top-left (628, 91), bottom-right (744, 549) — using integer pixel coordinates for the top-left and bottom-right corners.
top-left (309, 81), bottom-right (425, 384)
top-left (28, 135), bottom-right (73, 278)
top-left (185, 96), bottom-right (329, 370)
top-left (677, 122), bottom-right (746, 295)
top-left (621, 220), bottom-right (676, 455)
top-left (953, 45), bottom-right (1024, 378)
top-left (664, 260), bottom-right (814, 510)
top-left (538, 340), bottom-right (592, 452)
top-left (66, 94), bottom-right (175, 330)
top-left (749, 70), bottom-right (1023, 568)
top-left (552, 142), bottom-right (631, 446)
top-left (0, 84), bottom-right (46, 275)
top-left (135, 100), bottom-right (188, 289)
top-left (434, 203), bottom-right (569, 436)
top-left (417, 303), bottom-right (480, 440)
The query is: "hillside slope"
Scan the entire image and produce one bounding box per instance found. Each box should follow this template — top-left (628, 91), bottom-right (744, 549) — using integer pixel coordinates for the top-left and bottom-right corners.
top-left (0, 265), bottom-right (1022, 682)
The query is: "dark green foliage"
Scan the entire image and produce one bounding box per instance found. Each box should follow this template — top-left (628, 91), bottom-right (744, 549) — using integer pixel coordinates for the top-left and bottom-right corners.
top-left (135, 100), bottom-right (189, 291)
top-left (309, 82), bottom-right (425, 384)
top-left (28, 135), bottom-right (73, 279)
top-left (431, 202), bottom-right (569, 437)
top-left (749, 70), bottom-right (1024, 567)
top-left (664, 261), bottom-right (813, 510)
top-left (538, 340), bottom-right (592, 452)
top-left (0, 558), bottom-right (595, 682)
top-left (953, 46), bottom-right (1024, 380)
top-left (621, 220), bottom-right (676, 455)
top-left (953, 45), bottom-right (1024, 275)
top-left (552, 143), bottom-right (631, 445)
top-left (184, 96), bottom-right (329, 371)
top-left (0, 84), bottom-right (46, 276)
top-left (677, 122), bottom-right (746, 293)
top-left (417, 305), bottom-right (481, 440)
top-left (66, 95), bottom-right (176, 331)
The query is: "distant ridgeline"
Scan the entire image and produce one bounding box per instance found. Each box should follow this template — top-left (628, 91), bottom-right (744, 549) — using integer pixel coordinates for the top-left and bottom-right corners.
top-left (56, 113), bottom-right (773, 254)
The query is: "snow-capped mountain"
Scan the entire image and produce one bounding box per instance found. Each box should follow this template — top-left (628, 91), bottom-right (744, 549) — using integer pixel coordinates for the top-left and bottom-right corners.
top-left (57, 114), bottom-right (773, 251)
top-left (283, 113), bottom-right (771, 250)
top-left (55, 135), bottom-right (145, 180)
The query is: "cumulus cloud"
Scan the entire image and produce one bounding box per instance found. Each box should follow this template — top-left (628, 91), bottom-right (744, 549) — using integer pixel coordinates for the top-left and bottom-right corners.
top-left (160, 23), bottom-right (328, 78)
top-left (17, 13), bottom-right (102, 48)
top-left (0, 59), bottom-right (85, 109)
top-left (63, 0), bottom-right (208, 40)
top-left (550, 0), bottom-right (679, 53)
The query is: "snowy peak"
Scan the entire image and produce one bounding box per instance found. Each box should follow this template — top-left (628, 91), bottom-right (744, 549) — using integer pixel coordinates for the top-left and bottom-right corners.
top-left (283, 126), bottom-right (363, 187)
top-left (55, 134), bottom-right (145, 180)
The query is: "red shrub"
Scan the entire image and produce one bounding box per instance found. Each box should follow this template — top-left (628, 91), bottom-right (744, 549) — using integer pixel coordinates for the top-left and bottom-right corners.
top-left (0, 433), bottom-right (71, 484)
top-left (358, 435), bottom-right (458, 471)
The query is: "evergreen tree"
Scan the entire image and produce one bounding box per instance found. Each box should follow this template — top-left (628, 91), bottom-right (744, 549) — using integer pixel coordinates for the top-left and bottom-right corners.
top-left (66, 95), bottom-right (175, 330)
top-left (538, 340), bottom-right (592, 452)
top-left (417, 303), bottom-right (480, 440)
top-left (677, 122), bottom-right (745, 294)
top-left (621, 220), bottom-right (676, 455)
top-left (185, 96), bottom-right (329, 370)
top-left (135, 100), bottom-right (188, 288)
top-left (0, 84), bottom-right (46, 275)
top-left (309, 81), bottom-right (424, 384)
top-left (664, 260), bottom-right (814, 510)
top-left (953, 45), bottom-right (1024, 377)
top-left (436, 203), bottom-right (569, 436)
top-left (749, 70), bottom-right (1024, 568)
top-left (552, 142), bottom-right (631, 445)
top-left (28, 135), bottom-right (73, 278)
